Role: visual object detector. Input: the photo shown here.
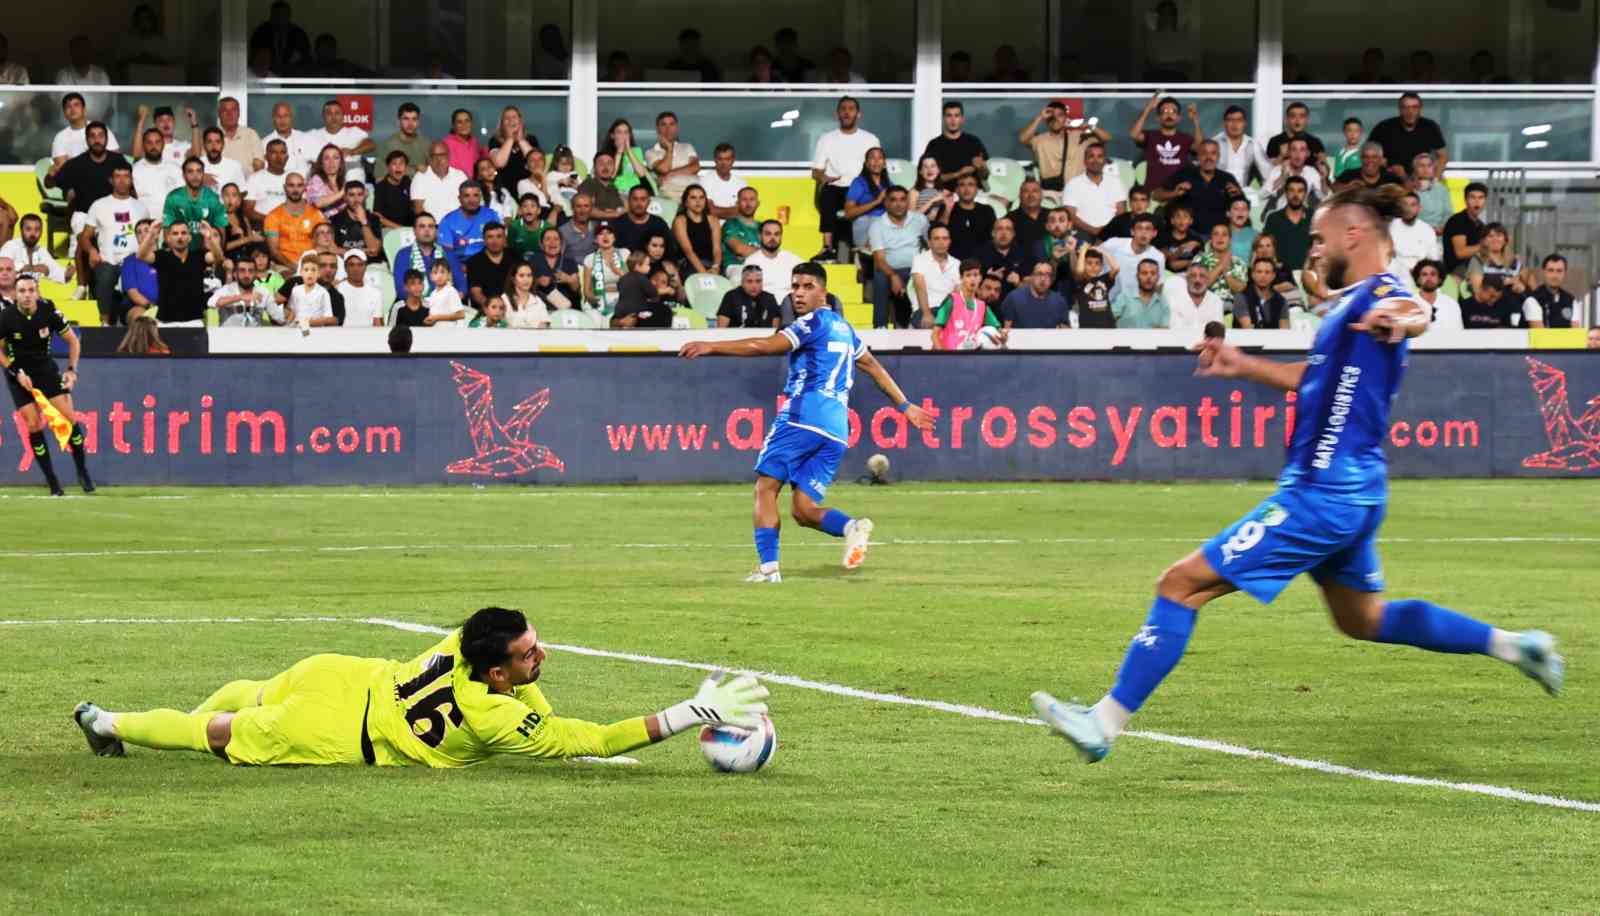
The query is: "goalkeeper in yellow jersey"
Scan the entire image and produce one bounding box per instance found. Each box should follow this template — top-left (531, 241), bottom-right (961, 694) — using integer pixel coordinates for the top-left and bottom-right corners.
top-left (71, 607), bottom-right (770, 767)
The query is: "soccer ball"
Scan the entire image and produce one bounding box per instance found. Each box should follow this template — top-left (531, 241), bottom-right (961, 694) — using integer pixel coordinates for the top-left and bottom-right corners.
top-left (866, 453), bottom-right (890, 478)
top-left (699, 715), bottom-right (777, 773)
top-left (974, 326), bottom-right (1005, 350)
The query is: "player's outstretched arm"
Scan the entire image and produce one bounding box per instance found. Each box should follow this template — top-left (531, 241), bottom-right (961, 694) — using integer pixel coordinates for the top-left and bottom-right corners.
top-left (678, 333), bottom-right (792, 359)
top-left (855, 350), bottom-right (934, 429)
top-left (1192, 338), bottom-right (1306, 391)
top-left (492, 672), bottom-right (770, 761)
top-left (1349, 297), bottom-right (1430, 343)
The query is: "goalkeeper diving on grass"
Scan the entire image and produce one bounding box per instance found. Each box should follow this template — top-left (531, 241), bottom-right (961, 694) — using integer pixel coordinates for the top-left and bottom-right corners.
top-left (72, 607), bottom-right (769, 767)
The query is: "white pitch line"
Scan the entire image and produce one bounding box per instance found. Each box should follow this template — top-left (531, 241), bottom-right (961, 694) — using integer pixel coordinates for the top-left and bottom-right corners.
top-left (6, 613), bottom-right (1596, 813)
top-left (388, 617), bottom-right (1600, 815)
top-left (4, 533), bottom-right (1598, 561)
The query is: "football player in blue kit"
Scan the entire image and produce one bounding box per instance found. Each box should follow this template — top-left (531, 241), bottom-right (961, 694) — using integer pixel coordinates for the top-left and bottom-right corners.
top-left (1032, 184), bottom-right (1565, 763)
top-left (680, 261), bottom-right (932, 582)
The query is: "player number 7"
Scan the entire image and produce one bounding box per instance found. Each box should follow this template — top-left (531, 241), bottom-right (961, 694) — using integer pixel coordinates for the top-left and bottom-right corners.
top-left (826, 340), bottom-right (854, 393)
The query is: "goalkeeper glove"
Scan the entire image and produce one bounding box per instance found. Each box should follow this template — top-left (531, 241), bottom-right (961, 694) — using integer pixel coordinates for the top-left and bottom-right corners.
top-left (659, 671), bottom-right (770, 735)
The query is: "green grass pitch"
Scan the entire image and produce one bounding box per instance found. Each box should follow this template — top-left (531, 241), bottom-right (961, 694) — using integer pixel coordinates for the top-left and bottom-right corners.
top-left (2, 480), bottom-right (1596, 914)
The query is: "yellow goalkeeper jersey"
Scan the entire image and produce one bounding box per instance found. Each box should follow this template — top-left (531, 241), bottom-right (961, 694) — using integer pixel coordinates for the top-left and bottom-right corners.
top-left (365, 630), bottom-right (649, 767)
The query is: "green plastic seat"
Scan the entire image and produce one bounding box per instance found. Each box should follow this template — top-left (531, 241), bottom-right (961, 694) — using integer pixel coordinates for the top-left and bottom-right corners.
top-left (672, 307), bottom-right (705, 329)
top-left (683, 272), bottom-right (733, 318)
top-left (647, 196), bottom-right (678, 224)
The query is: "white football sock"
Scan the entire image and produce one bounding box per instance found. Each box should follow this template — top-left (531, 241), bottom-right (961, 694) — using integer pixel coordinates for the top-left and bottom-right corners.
top-left (1091, 696), bottom-right (1131, 740)
top-left (1487, 629), bottom-right (1521, 664)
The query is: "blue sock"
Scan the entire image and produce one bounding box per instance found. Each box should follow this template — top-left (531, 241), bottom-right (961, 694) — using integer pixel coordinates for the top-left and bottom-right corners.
top-left (819, 509), bottom-right (851, 538)
top-left (754, 527), bottom-right (780, 566)
top-left (1375, 599), bottom-right (1492, 654)
top-left (1108, 596), bottom-right (1198, 714)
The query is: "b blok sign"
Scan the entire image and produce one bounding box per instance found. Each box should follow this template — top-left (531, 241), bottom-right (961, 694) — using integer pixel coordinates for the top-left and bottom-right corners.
top-left (2, 353), bottom-right (1596, 485)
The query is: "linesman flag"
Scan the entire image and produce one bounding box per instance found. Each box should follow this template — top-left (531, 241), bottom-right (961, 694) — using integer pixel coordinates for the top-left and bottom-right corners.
top-left (31, 388), bottom-right (73, 449)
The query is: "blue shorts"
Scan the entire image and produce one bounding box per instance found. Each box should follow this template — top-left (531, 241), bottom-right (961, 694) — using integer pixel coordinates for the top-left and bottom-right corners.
top-left (1201, 488), bottom-right (1387, 604)
top-left (754, 421), bottom-right (845, 503)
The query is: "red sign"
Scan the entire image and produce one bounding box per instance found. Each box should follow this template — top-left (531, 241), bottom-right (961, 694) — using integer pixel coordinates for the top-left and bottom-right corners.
top-left (336, 94), bottom-right (374, 130)
top-left (1052, 97), bottom-right (1085, 120)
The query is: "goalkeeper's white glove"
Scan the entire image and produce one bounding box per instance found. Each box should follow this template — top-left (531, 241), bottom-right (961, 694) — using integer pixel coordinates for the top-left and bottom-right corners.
top-left (659, 671), bottom-right (770, 735)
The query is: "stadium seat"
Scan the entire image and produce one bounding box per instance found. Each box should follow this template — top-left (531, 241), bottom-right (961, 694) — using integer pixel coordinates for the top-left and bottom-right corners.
top-left (684, 272), bottom-right (733, 318)
top-left (886, 158), bottom-right (914, 188)
top-left (672, 307), bottom-right (705, 329)
top-left (976, 193), bottom-right (1009, 219)
top-left (987, 157), bottom-right (1024, 206)
top-left (647, 196), bottom-right (678, 224)
top-left (34, 158), bottom-right (71, 254)
top-left (382, 229), bottom-right (414, 267)
top-left (552, 307), bottom-right (602, 329)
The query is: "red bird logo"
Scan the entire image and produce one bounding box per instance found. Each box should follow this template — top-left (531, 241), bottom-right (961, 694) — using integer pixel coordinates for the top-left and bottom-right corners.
top-left (446, 361), bottom-right (565, 477)
top-left (1522, 357), bottom-right (1600, 471)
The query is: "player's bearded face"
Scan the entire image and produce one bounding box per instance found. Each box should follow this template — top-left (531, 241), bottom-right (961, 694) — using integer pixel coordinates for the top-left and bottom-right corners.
top-left (500, 630), bottom-right (546, 685)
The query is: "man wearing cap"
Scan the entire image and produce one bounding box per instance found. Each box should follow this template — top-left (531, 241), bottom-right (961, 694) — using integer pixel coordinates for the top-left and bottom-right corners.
top-left (337, 248), bottom-right (385, 327)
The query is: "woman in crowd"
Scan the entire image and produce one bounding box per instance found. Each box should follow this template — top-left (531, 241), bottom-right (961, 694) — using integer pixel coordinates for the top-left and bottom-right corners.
top-left (1195, 222), bottom-right (1246, 308)
top-left (602, 118), bottom-right (653, 197)
top-left (515, 147), bottom-right (553, 210)
top-left (911, 155), bottom-right (953, 224)
top-left (531, 226), bottom-right (579, 308)
top-left (305, 144), bottom-right (348, 219)
top-left (489, 105), bottom-right (539, 197)
top-left (844, 146), bottom-right (891, 255)
top-left (116, 315), bottom-right (170, 355)
top-left (1468, 222), bottom-right (1532, 299)
top-left (502, 261), bottom-right (552, 329)
top-left (643, 233), bottom-right (685, 303)
top-left (672, 184), bottom-right (720, 276)
top-left (474, 158), bottom-right (519, 221)
top-left (580, 222), bottom-right (628, 315)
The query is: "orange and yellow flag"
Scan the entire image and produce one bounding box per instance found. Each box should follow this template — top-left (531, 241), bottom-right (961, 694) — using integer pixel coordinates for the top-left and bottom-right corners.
top-left (30, 388), bottom-right (72, 449)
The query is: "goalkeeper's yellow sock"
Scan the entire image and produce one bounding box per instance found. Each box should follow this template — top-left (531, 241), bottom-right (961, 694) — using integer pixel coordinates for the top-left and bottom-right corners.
top-left (112, 709), bottom-right (214, 753)
top-left (192, 679), bottom-right (266, 714)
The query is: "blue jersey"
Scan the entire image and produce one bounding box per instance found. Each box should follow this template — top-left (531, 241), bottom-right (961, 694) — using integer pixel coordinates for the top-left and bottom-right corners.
top-left (1277, 272), bottom-right (1411, 505)
top-left (776, 309), bottom-right (867, 444)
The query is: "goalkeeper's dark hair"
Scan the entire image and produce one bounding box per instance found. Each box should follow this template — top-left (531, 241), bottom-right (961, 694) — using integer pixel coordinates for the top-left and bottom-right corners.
top-left (460, 606), bottom-right (529, 678)
top-left (1319, 183), bottom-right (1409, 236)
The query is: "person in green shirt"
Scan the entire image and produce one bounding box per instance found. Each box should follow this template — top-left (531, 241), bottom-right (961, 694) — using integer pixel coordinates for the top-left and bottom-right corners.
top-left (1110, 259), bottom-right (1170, 328)
top-left (603, 119), bottom-right (653, 197)
top-left (162, 157), bottom-right (228, 252)
top-left (506, 194), bottom-right (557, 260)
top-left (468, 297), bottom-right (509, 327)
top-left (1329, 118), bottom-right (1364, 180)
top-left (373, 102), bottom-right (433, 175)
top-left (720, 186), bottom-right (761, 275)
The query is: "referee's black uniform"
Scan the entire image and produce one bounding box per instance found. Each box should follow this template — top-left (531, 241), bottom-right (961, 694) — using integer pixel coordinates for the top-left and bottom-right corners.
top-left (2, 296), bottom-right (92, 494)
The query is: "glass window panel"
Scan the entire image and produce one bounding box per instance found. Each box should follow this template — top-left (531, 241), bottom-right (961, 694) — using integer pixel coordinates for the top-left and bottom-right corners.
top-left (1285, 0), bottom-right (1596, 84)
top-left (1297, 95), bottom-right (1592, 163)
top-left (0, 0), bottom-right (220, 87)
top-left (247, 91), bottom-right (566, 155)
top-left (0, 88), bottom-right (219, 165)
top-left (244, 0), bottom-right (572, 80)
top-left (597, 94), bottom-right (910, 163)
top-left (597, 0), bottom-right (913, 83)
top-left (952, 94), bottom-right (1253, 167)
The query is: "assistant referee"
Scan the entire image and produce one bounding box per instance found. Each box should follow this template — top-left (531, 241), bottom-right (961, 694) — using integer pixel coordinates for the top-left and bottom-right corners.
top-left (1, 273), bottom-right (93, 495)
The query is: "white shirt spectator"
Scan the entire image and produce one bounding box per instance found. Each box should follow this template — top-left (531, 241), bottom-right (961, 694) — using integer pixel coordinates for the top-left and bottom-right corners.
top-left (289, 283), bottom-right (334, 323)
top-left (204, 156), bottom-right (248, 193)
top-left (646, 140), bottom-right (700, 200)
top-left (304, 125), bottom-right (371, 181)
top-left (1062, 171), bottom-right (1128, 231)
top-left (85, 195), bottom-right (146, 266)
top-left (337, 278), bottom-right (386, 327)
top-left (263, 128), bottom-right (317, 178)
top-left (53, 64), bottom-right (113, 121)
top-left (207, 281), bottom-right (274, 321)
top-left (1212, 131), bottom-right (1273, 188)
top-left (51, 124), bottom-right (120, 160)
top-left (160, 139), bottom-right (192, 167)
top-left (0, 239), bottom-right (68, 283)
top-left (1097, 236), bottom-right (1166, 302)
top-left (699, 170), bottom-right (748, 211)
top-left (1162, 275), bottom-right (1225, 336)
top-left (132, 158), bottom-right (182, 218)
top-left (245, 168), bottom-right (290, 215)
top-left (485, 186), bottom-right (518, 223)
top-left (1388, 217), bottom-right (1443, 282)
top-left (742, 249), bottom-right (805, 299)
top-left (1423, 292), bottom-right (1463, 330)
top-left (427, 285), bottom-right (465, 317)
top-left (811, 127), bottom-right (881, 189)
top-left (910, 249), bottom-right (961, 317)
top-left (410, 166), bottom-right (467, 222)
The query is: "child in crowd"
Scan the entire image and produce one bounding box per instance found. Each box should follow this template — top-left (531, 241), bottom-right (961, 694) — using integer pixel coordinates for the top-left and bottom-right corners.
top-left (424, 259), bottom-right (467, 324)
top-left (391, 269), bottom-right (430, 327)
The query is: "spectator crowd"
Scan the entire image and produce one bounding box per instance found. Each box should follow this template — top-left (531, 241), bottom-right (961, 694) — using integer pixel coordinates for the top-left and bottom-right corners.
top-left (0, 6), bottom-right (1588, 339)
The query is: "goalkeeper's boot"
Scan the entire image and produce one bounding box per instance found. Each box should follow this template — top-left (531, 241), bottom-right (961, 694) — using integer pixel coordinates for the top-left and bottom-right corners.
top-left (1514, 630), bottom-right (1564, 696)
top-left (72, 702), bottom-right (125, 757)
top-left (1030, 691), bottom-right (1110, 763)
top-left (842, 518), bottom-right (874, 569)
